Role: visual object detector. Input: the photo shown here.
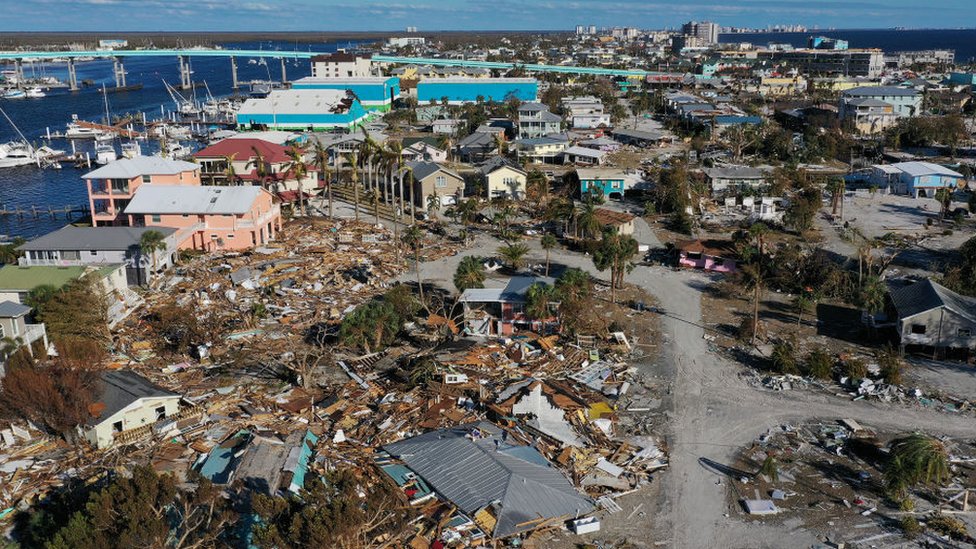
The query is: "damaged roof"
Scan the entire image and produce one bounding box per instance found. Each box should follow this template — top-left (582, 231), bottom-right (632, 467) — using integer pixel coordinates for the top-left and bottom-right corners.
top-left (383, 421), bottom-right (594, 538)
top-left (890, 278), bottom-right (976, 323)
top-left (89, 370), bottom-right (178, 426)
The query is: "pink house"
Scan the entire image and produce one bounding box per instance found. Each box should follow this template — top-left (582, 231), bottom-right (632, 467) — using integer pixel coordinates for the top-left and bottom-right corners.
top-left (677, 239), bottom-right (738, 273)
top-left (123, 186), bottom-right (282, 252)
top-left (84, 157), bottom-right (201, 227)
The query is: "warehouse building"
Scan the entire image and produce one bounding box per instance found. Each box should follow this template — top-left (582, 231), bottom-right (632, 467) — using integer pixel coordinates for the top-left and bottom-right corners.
top-left (417, 77), bottom-right (538, 105)
top-left (290, 76), bottom-right (401, 112)
top-left (236, 89), bottom-right (369, 131)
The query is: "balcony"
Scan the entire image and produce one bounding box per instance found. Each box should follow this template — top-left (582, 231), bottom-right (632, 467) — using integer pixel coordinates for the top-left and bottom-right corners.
top-left (24, 323), bottom-right (46, 347)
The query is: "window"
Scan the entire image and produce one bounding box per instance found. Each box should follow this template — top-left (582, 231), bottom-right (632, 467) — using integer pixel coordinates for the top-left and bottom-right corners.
top-left (155, 406), bottom-right (167, 421)
top-left (142, 175), bottom-right (151, 183)
top-left (959, 328), bottom-right (972, 338)
top-left (90, 250), bottom-right (98, 256)
top-left (435, 176), bottom-right (447, 188)
top-left (686, 252), bottom-right (702, 260)
top-left (62, 250), bottom-right (80, 260)
top-left (151, 214), bottom-right (161, 223)
top-left (0, 324), bottom-right (5, 339)
top-left (112, 421), bottom-right (124, 433)
top-left (227, 234), bottom-right (235, 238)
top-left (910, 324), bottom-right (927, 334)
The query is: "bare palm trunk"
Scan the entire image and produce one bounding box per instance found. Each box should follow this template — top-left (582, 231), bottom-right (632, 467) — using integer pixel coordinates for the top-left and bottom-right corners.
top-left (415, 250), bottom-right (424, 302)
top-left (545, 249), bottom-right (550, 276)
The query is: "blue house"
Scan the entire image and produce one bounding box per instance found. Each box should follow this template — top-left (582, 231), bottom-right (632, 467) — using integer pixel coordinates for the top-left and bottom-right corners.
top-left (417, 77), bottom-right (538, 105)
top-left (236, 89), bottom-right (370, 131)
top-left (290, 76), bottom-right (401, 111)
top-left (576, 168), bottom-right (633, 199)
top-left (869, 161), bottom-right (965, 198)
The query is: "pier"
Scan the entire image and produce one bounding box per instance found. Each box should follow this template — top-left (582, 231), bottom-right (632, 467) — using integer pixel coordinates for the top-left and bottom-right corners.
top-left (0, 204), bottom-right (91, 221)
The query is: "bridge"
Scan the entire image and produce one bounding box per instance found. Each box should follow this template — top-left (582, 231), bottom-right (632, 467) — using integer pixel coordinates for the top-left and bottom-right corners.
top-left (0, 49), bottom-right (655, 92)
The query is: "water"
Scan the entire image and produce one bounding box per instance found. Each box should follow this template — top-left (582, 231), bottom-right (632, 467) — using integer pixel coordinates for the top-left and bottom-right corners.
top-left (720, 28), bottom-right (976, 64)
top-left (0, 39), bottom-right (360, 239)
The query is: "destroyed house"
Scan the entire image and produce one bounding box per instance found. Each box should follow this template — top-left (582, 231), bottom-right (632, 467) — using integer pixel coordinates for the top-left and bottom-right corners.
top-left (889, 278), bottom-right (976, 352)
top-left (676, 239), bottom-right (737, 273)
top-left (382, 422), bottom-right (595, 539)
top-left (85, 370), bottom-right (181, 449)
top-left (197, 429), bottom-right (318, 495)
top-left (458, 276), bottom-right (557, 336)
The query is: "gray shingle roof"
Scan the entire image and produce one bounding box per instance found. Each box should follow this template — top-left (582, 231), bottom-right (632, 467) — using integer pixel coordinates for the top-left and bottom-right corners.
top-left (384, 422), bottom-right (594, 538)
top-left (405, 161), bottom-right (461, 182)
top-left (82, 156), bottom-right (199, 180)
top-left (0, 300), bottom-right (31, 318)
top-left (18, 226), bottom-right (177, 252)
top-left (124, 186), bottom-right (264, 215)
top-left (890, 279), bottom-right (976, 323)
top-left (89, 370), bottom-right (177, 426)
top-left (843, 86), bottom-right (920, 98)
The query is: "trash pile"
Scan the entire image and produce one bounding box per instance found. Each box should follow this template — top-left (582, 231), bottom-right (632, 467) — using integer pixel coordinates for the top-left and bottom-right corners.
top-left (0, 219), bottom-right (666, 546)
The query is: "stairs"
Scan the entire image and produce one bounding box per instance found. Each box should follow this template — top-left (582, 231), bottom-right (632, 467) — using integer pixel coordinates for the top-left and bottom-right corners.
top-left (326, 183), bottom-right (411, 222)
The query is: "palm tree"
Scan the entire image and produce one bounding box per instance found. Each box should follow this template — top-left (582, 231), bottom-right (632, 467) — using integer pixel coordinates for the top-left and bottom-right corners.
top-left (592, 229), bottom-right (639, 304)
top-left (525, 282), bottom-right (557, 321)
top-left (139, 229), bottom-right (167, 286)
top-left (222, 154), bottom-right (239, 185)
top-left (934, 187), bottom-right (953, 220)
top-left (826, 178), bottom-right (844, 218)
top-left (0, 336), bottom-right (24, 363)
top-left (343, 151), bottom-right (360, 221)
top-left (402, 225), bottom-right (425, 302)
top-left (245, 147), bottom-right (271, 190)
top-left (555, 268), bottom-right (592, 303)
top-left (311, 140), bottom-right (333, 217)
top-left (426, 191), bottom-right (441, 220)
top-left (575, 202), bottom-right (601, 239)
top-left (540, 233), bottom-right (557, 276)
top-left (284, 146), bottom-right (310, 216)
top-left (526, 170), bottom-right (549, 213)
top-left (453, 255), bottom-right (486, 292)
top-left (746, 223), bottom-right (769, 345)
top-left (884, 433), bottom-right (950, 499)
top-left (498, 242), bottom-right (530, 271)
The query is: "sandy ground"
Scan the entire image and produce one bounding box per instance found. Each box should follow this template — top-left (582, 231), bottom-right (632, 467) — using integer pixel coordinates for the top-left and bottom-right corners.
top-left (355, 195), bottom-right (976, 548)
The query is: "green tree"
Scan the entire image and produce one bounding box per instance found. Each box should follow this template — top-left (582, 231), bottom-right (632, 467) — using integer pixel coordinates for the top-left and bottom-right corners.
top-left (498, 242), bottom-right (530, 271)
top-left (592, 228), bottom-right (639, 303)
top-left (453, 255), bottom-right (486, 293)
top-left (877, 345), bottom-right (906, 385)
top-left (34, 275), bottom-right (109, 347)
top-left (525, 282), bottom-right (557, 320)
top-left (575, 202), bottom-right (601, 239)
top-left (30, 465), bottom-right (231, 549)
top-left (139, 229), bottom-right (167, 285)
top-left (252, 468), bottom-right (410, 549)
top-left (246, 146), bottom-right (271, 188)
top-left (339, 300), bottom-right (401, 354)
top-left (858, 274), bottom-right (887, 315)
top-left (540, 233), bottom-right (558, 276)
top-left (343, 151), bottom-right (361, 222)
top-left (771, 337), bottom-right (799, 374)
top-left (805, 349), bottom-right (834, 380)
top-left (935, 187), bottom-right (953, 220)
top-left (884, 433), bottom-right (950, 498)
top-left (426, 191), bottom-right (441, 220)
top-left (555, 268), bottom-right (592, 303)
top-left (221, 154), bottom-right (239, 185)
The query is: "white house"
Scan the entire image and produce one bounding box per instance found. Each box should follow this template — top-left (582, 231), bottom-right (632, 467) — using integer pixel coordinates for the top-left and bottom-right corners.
top-left (84, 370), bottom-right (181, 449)
top-left (310, 52), bottom-right (373, 78)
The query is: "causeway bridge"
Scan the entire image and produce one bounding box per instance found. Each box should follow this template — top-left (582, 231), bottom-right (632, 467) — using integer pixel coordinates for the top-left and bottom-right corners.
top-left (0, 49), bottom-right (655, 91)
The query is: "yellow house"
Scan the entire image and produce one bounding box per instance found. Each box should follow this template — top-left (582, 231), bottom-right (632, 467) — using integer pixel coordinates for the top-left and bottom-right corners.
top-left (84, 370), bottom-right (181, 449)
top-left (480, 158), bottom-right (528, 199)
top-left (759, 76), bottom-right (808, 96)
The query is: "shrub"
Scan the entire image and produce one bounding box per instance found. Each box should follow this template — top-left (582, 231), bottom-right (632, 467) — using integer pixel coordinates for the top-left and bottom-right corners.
top-left (927, 514), bottom-right (967, 540)
top-left (771, 339), bottom-right (799, 375)
top-left (900, 516), bottom-right (921, 539)
top-left (842, 357), bottom-right (868, 381)
top-left (877, 346), bottom-right (905, 385)
top-left (805, 349), bottom-right (834, 380)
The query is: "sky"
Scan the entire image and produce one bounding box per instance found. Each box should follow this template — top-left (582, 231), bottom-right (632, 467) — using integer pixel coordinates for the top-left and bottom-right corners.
top-left (3, 0), bottom-right (975, 32)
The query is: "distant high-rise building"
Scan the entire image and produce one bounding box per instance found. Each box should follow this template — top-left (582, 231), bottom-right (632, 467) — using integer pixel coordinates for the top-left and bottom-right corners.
top-left (681, 21), bottom-right (720, 45)
top-left (588, 25), bottom-right (597, 35)
top-left (406, 26), bottom-right (418, 33)
top-left (576, 25), bottom-right (585, 35)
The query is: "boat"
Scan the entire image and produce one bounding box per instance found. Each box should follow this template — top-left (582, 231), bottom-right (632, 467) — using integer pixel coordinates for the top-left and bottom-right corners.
top-left (64, 123), bottom-right (105, 139)
top-left (25, 87), bottom-right (45, 98)
top-left (120, 141), bottom-right (141, 159)
top-left (161, 142), bottom-right (191, 160)
top-left (2, 89), bottom-right (26, 99)
top-left (0, 141), bottom-right (38, 168)
top-left (94, 144), bottom-right (118, 165)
